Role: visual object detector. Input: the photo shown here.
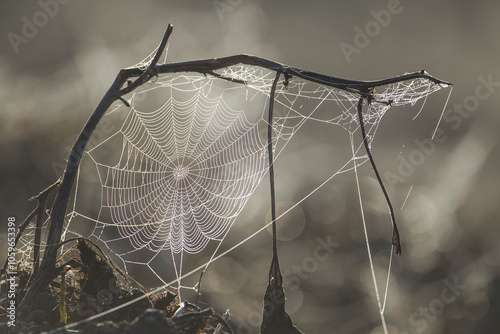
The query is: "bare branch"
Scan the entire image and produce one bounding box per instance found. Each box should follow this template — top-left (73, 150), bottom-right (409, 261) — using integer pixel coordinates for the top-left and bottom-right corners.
top-left (357, 98), bottom-right (401, 255)
top-left (119, 54), bottom-right (452, 102)
top-left (119, 24), bottom-right (173, 96)
top-left (19, 24), bottom-right (175, 317)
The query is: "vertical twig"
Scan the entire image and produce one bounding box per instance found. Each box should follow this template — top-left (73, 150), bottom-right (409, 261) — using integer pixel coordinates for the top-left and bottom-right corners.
top-left (356, 97), bottom-right (401, 255)
top-left (195, 270), bottom-right (204, 308)
top-left (267, 70), bottom-right (283, 281)
top-left (31, 179), bottom-right (61, 276)
top-left (0, 180), bottom-right (60, 277)
top-left (32, 200), bottom-right (45, 276)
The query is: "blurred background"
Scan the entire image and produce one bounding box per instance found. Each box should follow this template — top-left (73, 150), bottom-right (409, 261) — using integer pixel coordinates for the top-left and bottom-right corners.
top-left (1, 1), bottom-right (499, 333)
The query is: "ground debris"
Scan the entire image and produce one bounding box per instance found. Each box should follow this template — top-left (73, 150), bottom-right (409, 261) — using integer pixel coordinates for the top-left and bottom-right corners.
top-left (80, 307), bottom-right (222, 334)
top-left (0, 238), bottom-right (231, 334)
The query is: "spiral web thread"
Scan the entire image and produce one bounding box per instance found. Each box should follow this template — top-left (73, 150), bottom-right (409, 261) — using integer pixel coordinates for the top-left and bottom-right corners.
top-left (59, 63), bottom-right (446, 305)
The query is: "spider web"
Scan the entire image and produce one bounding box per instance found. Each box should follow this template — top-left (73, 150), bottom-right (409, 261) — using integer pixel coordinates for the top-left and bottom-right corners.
top-left (62, 58), bottom-right (448, 312)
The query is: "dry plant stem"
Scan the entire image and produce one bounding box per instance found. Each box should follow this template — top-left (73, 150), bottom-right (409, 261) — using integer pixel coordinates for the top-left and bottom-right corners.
top-left (267, 70), bottom-right (283, 280)
top-left (357, 97), bottom-right (401, 255)
top-left (195, 270), bottom-right (204, 308)
top-left (32, 203), bottom-right (45, 276)
top-left (32, 180), bottom-right (60, 275)
top-left (18, 22), bottom-right (451, 315)
top-left (0, 179), bottom-right (60, 277)
top-left (18, 25), bottom-right (174, 316)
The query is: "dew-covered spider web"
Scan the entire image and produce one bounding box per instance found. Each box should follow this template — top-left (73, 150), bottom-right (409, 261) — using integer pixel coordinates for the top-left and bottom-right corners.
top-left (60, 53), bottom-right (450, 329)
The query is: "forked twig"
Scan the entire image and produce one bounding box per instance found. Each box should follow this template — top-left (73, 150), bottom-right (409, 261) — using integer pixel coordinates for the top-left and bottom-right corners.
top-left (18, 25), bottom-right (174, 316)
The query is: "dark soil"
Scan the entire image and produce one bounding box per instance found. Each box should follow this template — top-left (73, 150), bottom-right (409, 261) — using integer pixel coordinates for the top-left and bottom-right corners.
top-left (0, 239), bottom-right (232, 334)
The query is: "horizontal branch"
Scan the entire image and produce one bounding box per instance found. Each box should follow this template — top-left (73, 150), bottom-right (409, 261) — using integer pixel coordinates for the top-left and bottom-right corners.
top-left (118, 54), bottom-right (452, 101)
